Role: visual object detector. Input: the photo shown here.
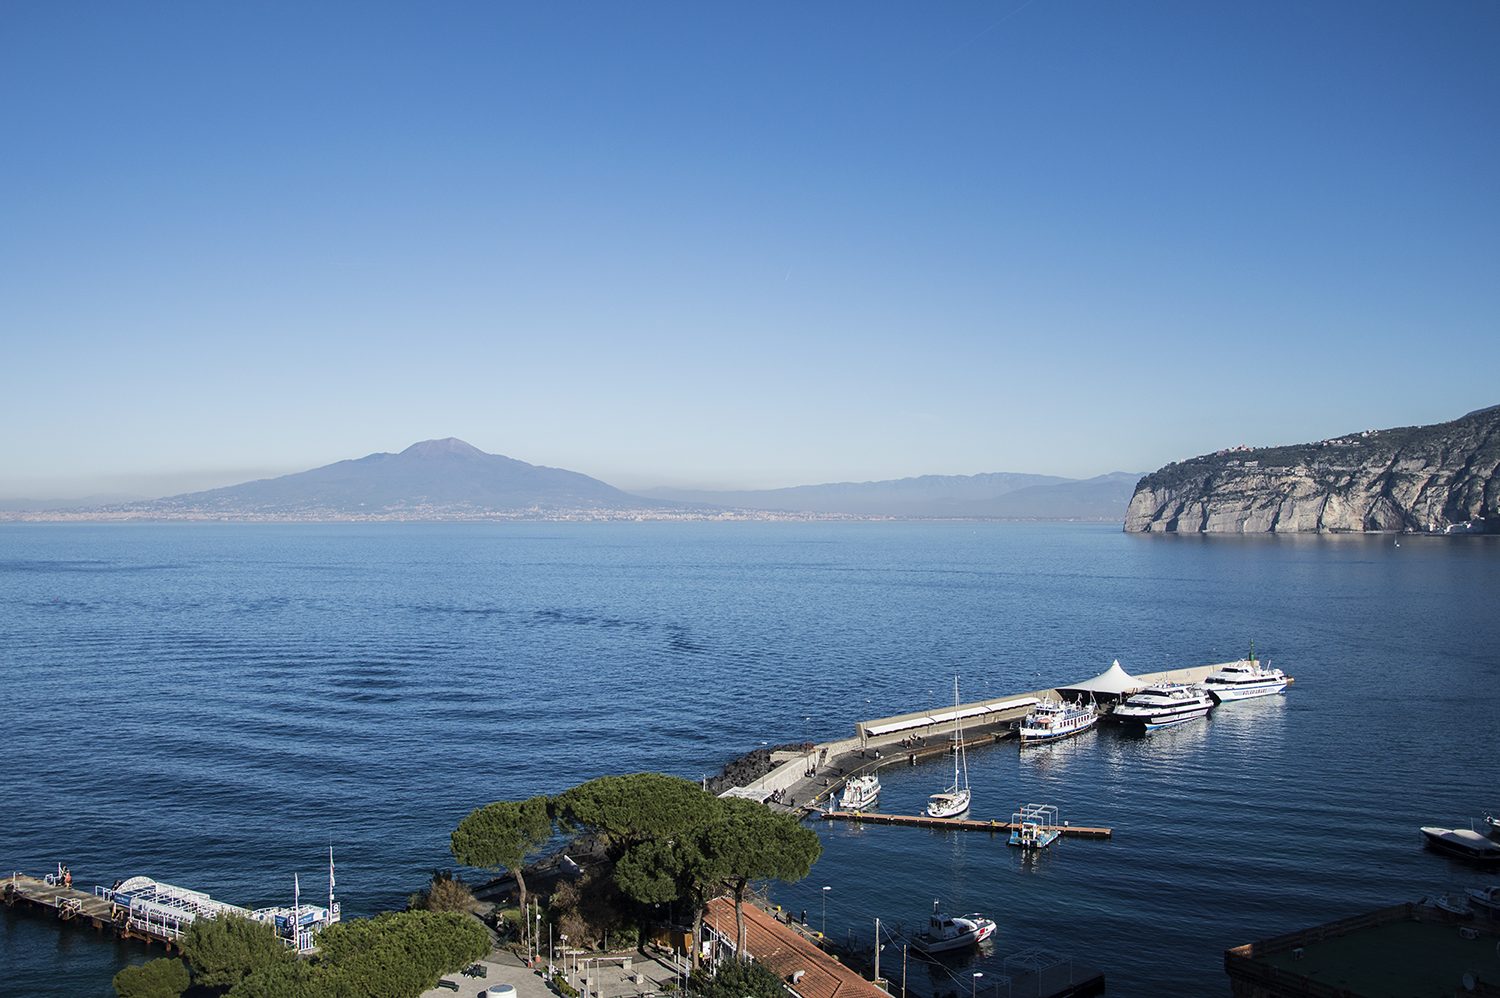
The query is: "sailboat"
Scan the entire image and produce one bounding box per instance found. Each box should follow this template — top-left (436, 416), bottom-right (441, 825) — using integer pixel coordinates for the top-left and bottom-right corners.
top-left (926, 676), bottom-right (972, 819)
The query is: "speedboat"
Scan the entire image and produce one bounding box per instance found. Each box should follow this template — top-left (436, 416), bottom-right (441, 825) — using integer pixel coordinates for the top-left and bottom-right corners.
top-left (1420, 826), bottom-right (1500, 863)
top-left (1202, 659), bottom-right (1290, 703)
top-left (1111, 684), bottom-right (1214, 731)
top-left (838, 774), bottom-right (880, 811)
top-left (912, 901), bottom-right (996, 953)
top-left (1464, 886), bottom-right (1500, 915)
top-left (1018, 699), bottom-right (1099, 745)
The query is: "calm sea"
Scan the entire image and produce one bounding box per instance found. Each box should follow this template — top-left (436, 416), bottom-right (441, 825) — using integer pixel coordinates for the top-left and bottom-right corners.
top-left (2, 522), bottom-right (1497, 997)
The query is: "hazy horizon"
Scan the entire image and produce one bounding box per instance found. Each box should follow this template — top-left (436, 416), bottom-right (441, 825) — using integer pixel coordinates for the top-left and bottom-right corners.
top-left (4, 3), bottom-right (1496, 501)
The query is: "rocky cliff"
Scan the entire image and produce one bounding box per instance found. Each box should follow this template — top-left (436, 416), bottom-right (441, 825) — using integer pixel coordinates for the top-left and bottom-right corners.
top-left (1124, 406), bottom-right (1500, 533)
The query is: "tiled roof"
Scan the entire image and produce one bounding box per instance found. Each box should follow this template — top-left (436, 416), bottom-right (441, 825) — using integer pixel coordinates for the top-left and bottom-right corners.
top-left (704, 897), bottom-right (890, 998)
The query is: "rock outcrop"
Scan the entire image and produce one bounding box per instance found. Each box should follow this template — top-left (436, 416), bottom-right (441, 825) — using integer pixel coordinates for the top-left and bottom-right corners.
top-left (1125, 406), bottom-right (1500, 533)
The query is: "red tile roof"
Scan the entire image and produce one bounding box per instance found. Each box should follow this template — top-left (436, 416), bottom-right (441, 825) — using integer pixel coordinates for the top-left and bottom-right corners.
top-left (704, 897), bottom-right (890, 998)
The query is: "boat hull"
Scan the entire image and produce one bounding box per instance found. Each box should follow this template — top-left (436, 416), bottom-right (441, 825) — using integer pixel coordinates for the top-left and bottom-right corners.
top-left (1421, 827), bottom-right (1500, 863)
top-left (1205, 681), bottom-right (1288, 703)
top-left (1019, 715), bottom-right (1099, 745)
top-left (1113, 705), bottom-right (1211, 730)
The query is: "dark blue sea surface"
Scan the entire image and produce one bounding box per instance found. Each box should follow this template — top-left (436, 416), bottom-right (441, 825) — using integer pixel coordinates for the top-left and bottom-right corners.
top-left (2, 522), bottom-right (1497, 996)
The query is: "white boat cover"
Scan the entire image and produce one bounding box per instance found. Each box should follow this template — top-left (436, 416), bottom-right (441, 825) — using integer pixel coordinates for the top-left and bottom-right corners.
top-left (1056, 660), bottom-right (1145, 697)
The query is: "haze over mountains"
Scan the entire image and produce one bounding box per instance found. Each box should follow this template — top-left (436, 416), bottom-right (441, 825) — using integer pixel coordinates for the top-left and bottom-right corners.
top-left (642, 472), bottom-right (1140, 519)
top-left (2, 439), bottom-right (1139, 521)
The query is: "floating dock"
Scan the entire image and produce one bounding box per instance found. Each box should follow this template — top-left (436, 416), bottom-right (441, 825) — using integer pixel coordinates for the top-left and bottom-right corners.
top-left (821, 810), bottom-right (1112, 839)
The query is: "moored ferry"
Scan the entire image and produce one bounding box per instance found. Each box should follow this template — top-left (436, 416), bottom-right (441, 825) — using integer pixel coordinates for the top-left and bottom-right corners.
top-left (1202, 658), bottom-right (1290, 703)
top-left (1018, 699), bottom-right (1099, 745)
top-left (1111, 683), bottom-right (1214, 731)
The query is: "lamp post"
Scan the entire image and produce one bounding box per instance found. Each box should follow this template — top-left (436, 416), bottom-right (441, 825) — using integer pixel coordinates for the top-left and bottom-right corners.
top-left (820, 886), bottom-right (831, 938)
top-left (972, 971), bottom-right (983, 998)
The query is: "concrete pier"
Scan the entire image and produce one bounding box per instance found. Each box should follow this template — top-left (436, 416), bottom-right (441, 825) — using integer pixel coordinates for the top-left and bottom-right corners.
top-left (727, 660), bottom-right (1235, 812)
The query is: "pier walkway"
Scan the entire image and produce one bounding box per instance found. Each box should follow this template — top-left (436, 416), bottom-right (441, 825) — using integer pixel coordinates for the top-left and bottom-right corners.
top-left (3, 873), bottom-right (145, 944)
top-left (822, 810), bottom-right (1113, 838)
top-left (727, 661), bottom-right (1229, 814)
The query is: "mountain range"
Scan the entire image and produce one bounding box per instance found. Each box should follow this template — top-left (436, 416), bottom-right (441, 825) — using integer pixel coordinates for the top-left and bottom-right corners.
top-left (3, 439), bottom-right (1137, 521)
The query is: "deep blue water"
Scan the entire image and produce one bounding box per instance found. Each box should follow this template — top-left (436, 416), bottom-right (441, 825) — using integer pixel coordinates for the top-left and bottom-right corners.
top-left (2, 522), bottom-right (1497, 997)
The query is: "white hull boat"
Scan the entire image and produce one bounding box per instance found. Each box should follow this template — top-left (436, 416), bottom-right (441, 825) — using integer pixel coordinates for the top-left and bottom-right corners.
top-left (1202, 655), bottom-right (1290, 703)
top-left (1465, 886), bottom-right (1500, 915)
top-left (1420, 826), bottom-right (1500, 863)
top-left (926, 677), bottom-right (973, 819)
top-left (1018, 699), bottom-right (1099, 745)
top-left (913, 901), bottom-right (996, 953)
top-left (1111, 683), bottom-right (1214, 731)
top-left (838, 775), bottom-right (881, 811)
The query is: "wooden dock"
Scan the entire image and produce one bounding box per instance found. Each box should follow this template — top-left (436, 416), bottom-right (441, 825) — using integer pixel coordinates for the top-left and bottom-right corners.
top-left (821, 810), bottom-right (1113, 839)
top-left (3, 873), bottom-right (177, 950)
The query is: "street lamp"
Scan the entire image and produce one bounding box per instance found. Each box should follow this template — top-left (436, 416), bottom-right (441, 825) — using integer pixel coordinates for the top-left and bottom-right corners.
top-left (972, 972), bottom-right (983, 998)
top-left (820, 886), bottom-right (831, 938)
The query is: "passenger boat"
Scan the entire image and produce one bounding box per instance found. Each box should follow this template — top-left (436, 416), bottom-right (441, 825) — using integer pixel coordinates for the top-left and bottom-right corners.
top-left (1464, 886), bottom-right (1500, 915)
top-left (1018, 699), bottom-right (1099, 745)
top-left (1420, 826), bottom-right (1500, 863)
top-left (926, 677), bottom-right (972, 819)
top-left (912, 900), bottom-right (996, 953)
top-left (838, 774), bottom-right (881, 811)
top-left (1110, 683), bottom-right (1214, 731)
top-left (1202, 656), bottom-right (1290, 703)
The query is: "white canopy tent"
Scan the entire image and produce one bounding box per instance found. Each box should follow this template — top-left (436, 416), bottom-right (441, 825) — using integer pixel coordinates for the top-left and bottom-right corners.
top-left (1056, 659), bottom-right (1146, 701)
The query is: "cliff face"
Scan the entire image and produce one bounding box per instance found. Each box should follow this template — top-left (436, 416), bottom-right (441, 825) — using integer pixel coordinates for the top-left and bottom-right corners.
top-left (1125, 406), bottom-right (1500, 533)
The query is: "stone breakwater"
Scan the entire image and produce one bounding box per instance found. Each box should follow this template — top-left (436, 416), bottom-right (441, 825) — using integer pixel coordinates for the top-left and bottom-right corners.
top-left (1125, 405), bottom-right (1500, 533)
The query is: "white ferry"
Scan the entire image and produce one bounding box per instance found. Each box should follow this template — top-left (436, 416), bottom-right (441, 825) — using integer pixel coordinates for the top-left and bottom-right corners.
top-left (1018, 699), bottom-right (1099, 745)
top-left (1111, 683), bottom-right (1214, 731)
top-left (838, 774), bottom-right (881, 811)
top-left (1202, 658), bottom-right (1290, 703)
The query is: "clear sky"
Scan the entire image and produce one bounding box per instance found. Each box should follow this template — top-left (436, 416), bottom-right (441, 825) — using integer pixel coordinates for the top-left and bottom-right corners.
top-left (3, 1), bottom-right (1497, 498)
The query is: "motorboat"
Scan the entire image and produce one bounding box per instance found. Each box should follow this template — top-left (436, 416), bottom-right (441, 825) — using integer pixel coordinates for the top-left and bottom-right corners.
top-left (1202, 657), bottom-right (1290, 703)
top-left (1464, 886), bottom-right (1500, 915)
top-left (912, 900), bottom-right (996, 953)
top-left (1018, 699), bottom-right (1099, 745)
top-left (1424, 893), bottom-right (1474, 918)
top-left (1420, 826), bottom-right (1500, 863)
top-left (1110, 684), bottom-right (1214, 731)
top-left (927, 677), bottom-right (972, 819)
top-left (1485, 813), bottom-right (1500, 840)
top-left (838, 774), bottom-right (881, 811)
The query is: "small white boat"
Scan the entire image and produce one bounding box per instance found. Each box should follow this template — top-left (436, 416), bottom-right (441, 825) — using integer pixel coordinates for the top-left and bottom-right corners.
top-left (912, 900), bottom-right (996, 953)
top-left (1202, 653), bottom-right (1290, 703)
top-left (927, 677), bottom-right (972, 819)
top-left (1424, 893), bottom-right (1474, 918)
top-left (1484, 813), bottom-right (1500, 840)
top-left (1420, 826), bottom-right (1500, 863)
top-left (838, 774), bottom-right (881, 811)
top-left (1018, 699), bottom-right (1099, 745)
top-left (1111, 683), bottom-right (1214, 730)
top-left (1464, 886), bottom-right (1500, 915)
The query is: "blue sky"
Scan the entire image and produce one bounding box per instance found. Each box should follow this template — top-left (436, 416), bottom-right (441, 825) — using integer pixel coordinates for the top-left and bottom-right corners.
top-left (3, 1), bottom-right (1496, 497)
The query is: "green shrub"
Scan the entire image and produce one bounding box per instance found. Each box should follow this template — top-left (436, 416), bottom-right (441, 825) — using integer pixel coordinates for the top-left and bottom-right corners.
top-left (552, 970), bottom-right (580, 998)
top-left (113, 958), bottom-right (189, 998)
top-left (181, 915), bottom-right (293, 989)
